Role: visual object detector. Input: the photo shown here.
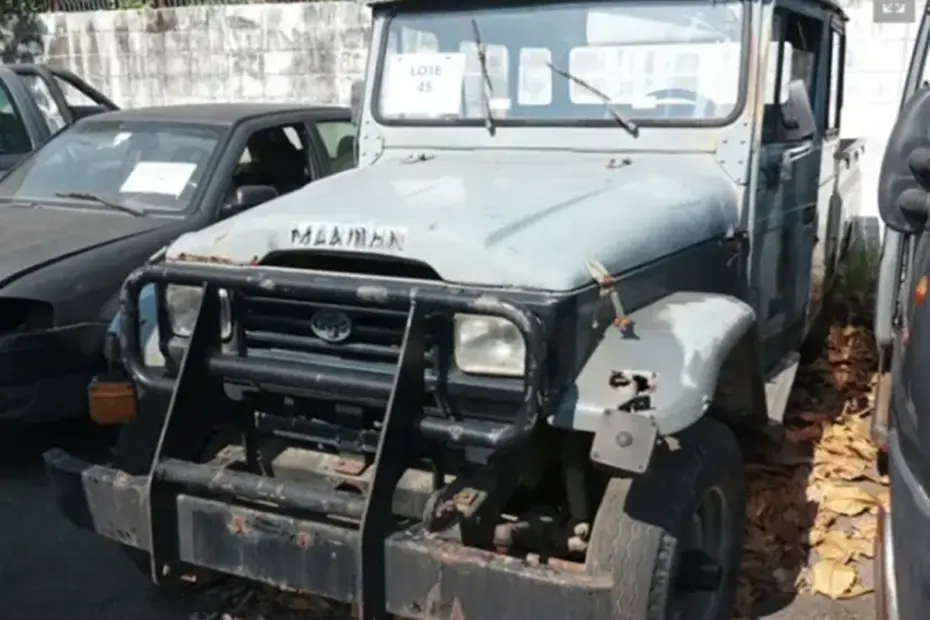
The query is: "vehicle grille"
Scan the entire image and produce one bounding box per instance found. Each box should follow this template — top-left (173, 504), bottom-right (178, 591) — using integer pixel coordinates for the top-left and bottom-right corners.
top-left (237, 251), bottom-right (522, 421)
top-left (241, 251), bottom-right (441, 368)
top-left (241, 296), bottom-right (437, 367)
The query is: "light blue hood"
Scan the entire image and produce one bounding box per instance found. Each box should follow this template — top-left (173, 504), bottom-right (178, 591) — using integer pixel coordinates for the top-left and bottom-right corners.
top-left (168, 153), bottom-right (740, 291)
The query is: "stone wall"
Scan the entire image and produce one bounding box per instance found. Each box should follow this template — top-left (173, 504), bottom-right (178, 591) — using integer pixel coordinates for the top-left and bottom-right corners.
top-left (7, 1), bottom-right (927, 228)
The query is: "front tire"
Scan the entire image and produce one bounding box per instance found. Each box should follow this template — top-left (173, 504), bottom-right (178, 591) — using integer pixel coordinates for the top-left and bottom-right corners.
top-left (586, 417), bottom-right (746, 620)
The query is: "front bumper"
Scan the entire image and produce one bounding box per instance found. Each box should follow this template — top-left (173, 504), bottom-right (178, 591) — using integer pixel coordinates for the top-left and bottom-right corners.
top-left (44, 449), bottom-right (614, 619)
top-left (50, 261), bottom-right (600, 619)
top-left (0, 322), bottom-right (105, 423)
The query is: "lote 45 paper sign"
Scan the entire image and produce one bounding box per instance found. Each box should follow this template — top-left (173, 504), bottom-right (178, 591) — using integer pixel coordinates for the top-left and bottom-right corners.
top-left (381, 53), bottom-right (468, 117)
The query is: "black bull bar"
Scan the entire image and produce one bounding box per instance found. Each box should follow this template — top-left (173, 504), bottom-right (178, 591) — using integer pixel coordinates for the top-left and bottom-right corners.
top-left (44, 262), bottom-right (616, 619)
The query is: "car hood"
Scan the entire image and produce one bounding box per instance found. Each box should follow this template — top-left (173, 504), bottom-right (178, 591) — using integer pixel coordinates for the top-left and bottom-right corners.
top-left (167, 154), bottom-right (740, 291)
top-left (0, 203), bottom-right (165, 287)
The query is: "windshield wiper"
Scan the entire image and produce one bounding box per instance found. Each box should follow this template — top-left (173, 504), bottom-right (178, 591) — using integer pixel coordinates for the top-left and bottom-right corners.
top-left (546, 62), bottom-right (639, 138)
top-left (54, 192), bottom-right (145, 217)
top-left (470, 18), bottom-right (496, 137)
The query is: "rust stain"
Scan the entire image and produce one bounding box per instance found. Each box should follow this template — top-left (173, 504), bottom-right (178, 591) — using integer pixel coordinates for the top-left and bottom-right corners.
top-left (916, 275), bottom-right (928, 307)
top-left (545, 557), bottom-right (587, 572)
top-left (452, 488), bottom-right (479, 510)
top-left (173, 252), bottom-right (239, 265)
top-left (585, 259), bottom-right (634, 331)
top-left (295, 531), bottom-right (312, 549)
top-left (605, 156), bottom-right (632, 170)
top-left (333, 457), bottom-right (367, 477)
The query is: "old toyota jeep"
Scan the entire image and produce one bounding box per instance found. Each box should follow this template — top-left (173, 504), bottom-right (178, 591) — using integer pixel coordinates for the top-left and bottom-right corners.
top-left (44, 0), bottom-right (864, 618)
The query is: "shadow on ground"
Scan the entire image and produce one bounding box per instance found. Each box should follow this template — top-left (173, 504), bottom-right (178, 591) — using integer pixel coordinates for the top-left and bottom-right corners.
top-left (0, 420), bottom-right (206, 620)
top-left (737, 294), bottom-right (881, 618)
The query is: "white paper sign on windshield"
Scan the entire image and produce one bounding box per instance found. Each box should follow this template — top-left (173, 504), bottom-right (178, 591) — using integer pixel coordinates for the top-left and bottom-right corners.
top-left (381, 53), bottom-right (467, 117)
top-left (518, 48), bottom-right (553, 106)
top-left (120, 161), bottom-right (196, 198)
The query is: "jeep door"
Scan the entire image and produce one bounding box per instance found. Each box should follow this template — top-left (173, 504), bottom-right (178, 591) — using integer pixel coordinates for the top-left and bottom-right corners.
top-left (755, 5), bottom-right (828, 365)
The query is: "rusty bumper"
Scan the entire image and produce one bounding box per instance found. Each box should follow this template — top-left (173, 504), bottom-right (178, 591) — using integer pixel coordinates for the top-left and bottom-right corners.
top-left (44, 449), bottom-right (613, 619)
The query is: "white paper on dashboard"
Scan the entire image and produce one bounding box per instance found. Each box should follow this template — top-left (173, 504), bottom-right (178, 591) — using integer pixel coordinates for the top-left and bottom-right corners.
top-left (120, 161), bottom-right (197, 197)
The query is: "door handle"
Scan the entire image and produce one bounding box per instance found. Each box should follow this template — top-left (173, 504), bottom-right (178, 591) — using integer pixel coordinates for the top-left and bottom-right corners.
top-left (783, 140), bottom-right (815, 165)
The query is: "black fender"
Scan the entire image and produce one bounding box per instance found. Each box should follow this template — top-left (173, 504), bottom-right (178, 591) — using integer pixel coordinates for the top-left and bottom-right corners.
top-left (550, 291), bottom-right (767, 473)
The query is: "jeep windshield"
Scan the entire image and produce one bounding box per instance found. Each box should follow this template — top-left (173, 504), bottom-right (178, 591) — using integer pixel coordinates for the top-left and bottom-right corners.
top-left (373, 0), bottom-right (746, 127)
top-left (0, 120), bottom-right (223, 214)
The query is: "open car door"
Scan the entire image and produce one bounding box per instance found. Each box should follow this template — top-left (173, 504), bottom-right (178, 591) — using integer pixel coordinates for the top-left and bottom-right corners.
top-left (0, 64), bottom-right (118, 176)
top-left (9, 64), bottom-right (118, 135)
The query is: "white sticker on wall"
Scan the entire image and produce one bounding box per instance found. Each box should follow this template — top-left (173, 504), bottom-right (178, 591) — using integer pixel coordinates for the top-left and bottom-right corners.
top-left (381, 53), bottom-right (467, 117)
top-left (120, 161), bottom-right (196, 197)
top-left (518, 48), bottom-right (553, 106)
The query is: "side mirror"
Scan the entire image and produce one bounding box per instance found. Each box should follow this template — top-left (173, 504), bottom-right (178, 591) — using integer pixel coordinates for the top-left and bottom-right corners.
top-left (222, 185), bottom-right (278, 217)
top-left (879, 87), bottom-right (930, 234)
top-left (780, 80), bottom-right (816, 142)
top-left (350, 79), bottom-right (364, 127)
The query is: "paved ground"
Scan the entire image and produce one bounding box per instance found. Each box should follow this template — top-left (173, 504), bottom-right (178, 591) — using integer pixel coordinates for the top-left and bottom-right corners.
top-left (0, 422), bottom-right (876, 620)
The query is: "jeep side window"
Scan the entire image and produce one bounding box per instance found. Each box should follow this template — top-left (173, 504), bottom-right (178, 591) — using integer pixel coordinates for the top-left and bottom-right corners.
top-left (763, 8), bottom-right (824, 142)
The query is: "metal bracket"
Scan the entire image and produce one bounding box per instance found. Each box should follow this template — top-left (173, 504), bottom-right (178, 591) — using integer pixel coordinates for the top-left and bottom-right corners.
top-left (590, 369), bottom-right (659, 473)
top-left (358, 300), bottom-right (427, 620)
top-left (146, 285), bottom-right (228, 586)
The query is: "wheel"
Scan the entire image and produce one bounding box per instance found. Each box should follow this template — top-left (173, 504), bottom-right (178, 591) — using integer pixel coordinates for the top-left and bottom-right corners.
top-left (586, 418), bottom-right (746, 620)
top-left (110, 391), bottom-right (232, 586)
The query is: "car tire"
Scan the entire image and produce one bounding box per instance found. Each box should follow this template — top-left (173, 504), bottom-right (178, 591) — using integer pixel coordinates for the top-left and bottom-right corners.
top-left (585, 417), bottom-right (746, 620)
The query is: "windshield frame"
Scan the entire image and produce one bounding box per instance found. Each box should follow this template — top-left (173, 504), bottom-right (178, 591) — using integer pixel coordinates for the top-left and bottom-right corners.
top-left (0, 118), bottom-right (230, 217)
top-left (371, 0), bottom-right (751, 130)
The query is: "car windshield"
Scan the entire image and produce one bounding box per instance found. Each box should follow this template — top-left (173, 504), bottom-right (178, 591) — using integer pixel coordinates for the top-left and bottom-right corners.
top-left (375, 0), bottom-right (745, 125)
top-left (0, 120), bottom-right (223, 213)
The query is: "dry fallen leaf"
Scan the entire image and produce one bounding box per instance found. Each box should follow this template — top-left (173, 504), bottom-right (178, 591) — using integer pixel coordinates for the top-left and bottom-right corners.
top-left (838, 583), bottom-right (875, 599)
top-left (820, 485), bottom-right (879, 516)
top-left (735, 296), bottom-right (885, 615)
top-left (815, 531), bottom-right (853, 562)
top-left (810, 558), bottom-right (858, 599)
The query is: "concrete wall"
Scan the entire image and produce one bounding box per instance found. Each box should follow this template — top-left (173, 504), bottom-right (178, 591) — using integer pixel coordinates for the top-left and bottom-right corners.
top-left (38, 2), bottom-right (372, 107)
top-left (15, 1), bottom-right (927, 229)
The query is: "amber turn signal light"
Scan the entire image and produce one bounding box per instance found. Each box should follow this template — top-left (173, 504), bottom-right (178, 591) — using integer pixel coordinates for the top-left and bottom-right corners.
top-left (917, 276), bottom-right (928, 308)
